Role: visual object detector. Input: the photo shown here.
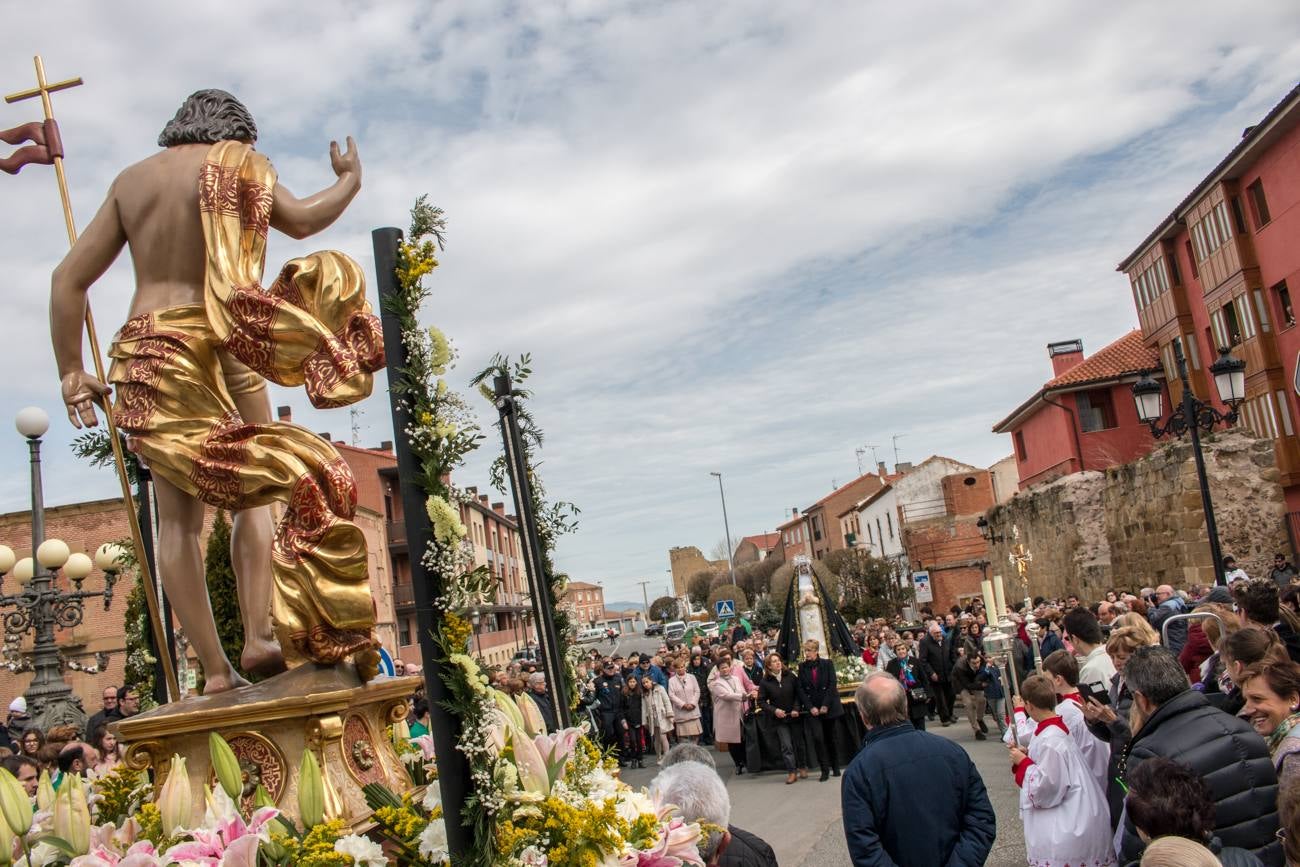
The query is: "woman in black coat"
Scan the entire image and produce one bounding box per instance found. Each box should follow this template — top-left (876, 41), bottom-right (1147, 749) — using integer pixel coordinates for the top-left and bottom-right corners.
top-left (758, 652), bottom-right (806, 783)
top-left (885, 640), bottom-right (931, 730)
top-left (619, 676), bottom-right (645, 768)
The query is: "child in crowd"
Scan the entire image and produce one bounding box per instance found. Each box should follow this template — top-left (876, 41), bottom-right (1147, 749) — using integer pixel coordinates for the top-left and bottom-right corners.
top-left (1005, 649), bottom-right (1108, 783)
top-left (1009, 674), bottom-right (1114, 867)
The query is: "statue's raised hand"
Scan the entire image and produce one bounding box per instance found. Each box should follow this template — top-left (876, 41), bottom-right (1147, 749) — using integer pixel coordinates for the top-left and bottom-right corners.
top-left (61, 369), bottom-right (111, 429)
top-left (329, 136), bottom-right (361, 182)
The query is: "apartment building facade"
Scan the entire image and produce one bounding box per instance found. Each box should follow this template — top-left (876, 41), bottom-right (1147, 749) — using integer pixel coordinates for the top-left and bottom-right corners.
top-left (1118, 83), bottom-right (1300, 515)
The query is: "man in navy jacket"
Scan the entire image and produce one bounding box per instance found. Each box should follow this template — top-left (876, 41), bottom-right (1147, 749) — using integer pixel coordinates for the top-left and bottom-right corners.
top-left (842, 672), bottom-right (995, 866)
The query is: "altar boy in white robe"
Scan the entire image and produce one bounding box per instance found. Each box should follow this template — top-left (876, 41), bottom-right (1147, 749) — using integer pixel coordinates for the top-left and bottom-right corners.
top-left (1009, 675), bottom-right (1114, 867)
top-left (1004, 649), bottom-right (1109, 786)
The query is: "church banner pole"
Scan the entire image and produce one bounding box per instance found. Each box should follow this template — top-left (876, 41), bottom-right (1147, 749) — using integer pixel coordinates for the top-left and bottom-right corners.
top-left (3, 55), bottom-right (179, 701)
top-left (372, 226), bottom-right (471, 860)
top-left (492, 373), bottom-right (572, 728)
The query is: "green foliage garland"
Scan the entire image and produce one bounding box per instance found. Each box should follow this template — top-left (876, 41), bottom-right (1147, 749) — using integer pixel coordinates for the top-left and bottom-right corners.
top-left (469, 355), bottom-right (581, 710)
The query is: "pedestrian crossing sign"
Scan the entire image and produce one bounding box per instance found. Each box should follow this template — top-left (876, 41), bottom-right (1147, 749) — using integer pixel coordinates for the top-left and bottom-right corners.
top-left (716, 599), bottom-right (736, 619)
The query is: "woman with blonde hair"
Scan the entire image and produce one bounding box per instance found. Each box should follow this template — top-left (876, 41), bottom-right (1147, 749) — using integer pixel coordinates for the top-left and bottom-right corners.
top-left (1112, 612), bottom-right (1160, 647)
top-left (1138, 835), bottom-right (1225, 867)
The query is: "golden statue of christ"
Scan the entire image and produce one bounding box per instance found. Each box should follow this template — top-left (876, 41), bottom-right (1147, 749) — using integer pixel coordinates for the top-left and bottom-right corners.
top-left (49, 90), bottom-right (383, 693)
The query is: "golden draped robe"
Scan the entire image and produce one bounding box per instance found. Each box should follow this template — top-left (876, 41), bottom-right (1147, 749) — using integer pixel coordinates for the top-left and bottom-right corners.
top-left (107, 140), bottom-right (384, 669)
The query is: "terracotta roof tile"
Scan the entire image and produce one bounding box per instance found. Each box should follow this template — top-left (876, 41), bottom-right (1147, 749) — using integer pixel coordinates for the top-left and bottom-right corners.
top-left (1043, 330), bottom-right (1158, 389)
top-left (740, 533), bottom-right (780, 551)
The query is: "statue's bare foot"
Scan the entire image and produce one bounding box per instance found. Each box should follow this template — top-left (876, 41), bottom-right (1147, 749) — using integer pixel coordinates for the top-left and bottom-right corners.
top-left (203, 669), bottom-right (251, 695)
top-left (241, 639), bottom-right (287, 677)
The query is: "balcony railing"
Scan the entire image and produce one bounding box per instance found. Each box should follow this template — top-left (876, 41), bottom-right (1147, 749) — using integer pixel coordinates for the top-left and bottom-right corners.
top-left (394, 582), bottom-right (415, 607)
top-left (386, 520), bottom-right (407, 547)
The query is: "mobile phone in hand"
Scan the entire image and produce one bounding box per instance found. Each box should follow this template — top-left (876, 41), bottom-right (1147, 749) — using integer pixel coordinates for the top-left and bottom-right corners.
top-left (1079, 682), bottom-right (1111, 706)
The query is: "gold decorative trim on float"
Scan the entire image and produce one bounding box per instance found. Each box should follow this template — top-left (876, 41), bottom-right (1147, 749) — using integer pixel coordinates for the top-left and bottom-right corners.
top-left (111, 664), bottom-right (420, 829)
top-left (204, 730), bottom-right (287, 811)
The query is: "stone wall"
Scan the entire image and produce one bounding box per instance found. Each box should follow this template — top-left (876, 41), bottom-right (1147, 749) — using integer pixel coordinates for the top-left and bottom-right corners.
top-left (985, 430), bottom-right (1288, 598)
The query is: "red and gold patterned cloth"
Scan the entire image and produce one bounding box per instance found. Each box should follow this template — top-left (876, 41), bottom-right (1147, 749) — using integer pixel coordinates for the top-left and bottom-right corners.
top-left (107, 141), bottom-right (384, 668)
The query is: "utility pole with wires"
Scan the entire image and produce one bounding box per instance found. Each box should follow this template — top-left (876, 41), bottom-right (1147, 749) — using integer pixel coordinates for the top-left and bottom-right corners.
top-left (636, 579), bottom-right (654, 627)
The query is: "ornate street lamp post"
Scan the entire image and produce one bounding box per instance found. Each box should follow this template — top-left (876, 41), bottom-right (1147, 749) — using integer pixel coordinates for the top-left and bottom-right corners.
top-left (0, 408), bottom-right (124, 731)
top-left (1131, 344), bottom-right (1247, 586)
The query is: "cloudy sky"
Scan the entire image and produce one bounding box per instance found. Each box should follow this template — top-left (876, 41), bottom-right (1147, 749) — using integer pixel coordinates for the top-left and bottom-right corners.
top-left (2, 2), bottom-right (1298, 604)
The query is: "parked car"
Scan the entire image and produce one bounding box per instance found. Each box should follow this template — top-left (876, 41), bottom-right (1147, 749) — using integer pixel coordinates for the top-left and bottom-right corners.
top-left (698, 621), bottom-right (719, 638)
top-left (644, 622), bottom-right (665, 636)
top-left (577, 628), bottom-right (606, 644)
top-left (512, 646), bottom-right (540, 663)
top-left (663, 620), bottom-right (687, 642)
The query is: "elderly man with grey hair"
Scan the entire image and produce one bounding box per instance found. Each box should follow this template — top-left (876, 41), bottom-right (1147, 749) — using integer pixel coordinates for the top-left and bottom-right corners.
top-left (650, 761), bottom-right (777, 867)
top-left (841, 671), bottom-right (994, 866)
top-left (526, 671), bottom-right (557, 733)
top-left (1117, 645), bottom-right (1280, 865)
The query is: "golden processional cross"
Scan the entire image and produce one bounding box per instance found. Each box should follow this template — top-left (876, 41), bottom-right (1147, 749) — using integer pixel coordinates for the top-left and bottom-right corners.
top-left (1008, 524), bottom-right (1032, 590)
top-left (3, 55), bottom-right (179, 700)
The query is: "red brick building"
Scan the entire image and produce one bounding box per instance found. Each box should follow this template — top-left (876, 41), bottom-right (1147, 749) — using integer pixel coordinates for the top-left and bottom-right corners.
top-left (561, 581), bottom-right (605, 626)
top-left (1118, 83), bottom-right (1300, 515)
top-left (993, 332), bottom-right (1161, 490)
top-left (733, 533), bottom-right (780, 564)
top-left (902, 470), bottom-right (998, 613)
top-left (773, 473), bottom-right (888, 563)
top-left (0, 498), bottom-right (212, 712)
top-left (380, 469), bottom-right (531, 668)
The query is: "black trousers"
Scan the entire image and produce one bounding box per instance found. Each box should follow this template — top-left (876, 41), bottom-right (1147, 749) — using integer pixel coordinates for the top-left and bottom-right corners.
top-left (727, 741), bottom-right (745, 770)
top-left (807, 714), bottom-right (839, 771)
top-left (600, 712), bottom-right (620, 757)
top-left (700, 703), bottom-right (714, 744)
top-left (930, 679), bottom-right (954, 721)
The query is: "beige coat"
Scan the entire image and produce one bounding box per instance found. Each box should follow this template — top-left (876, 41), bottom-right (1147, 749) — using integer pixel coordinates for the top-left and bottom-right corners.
top-left (643, 683), bottom-right (675, 735)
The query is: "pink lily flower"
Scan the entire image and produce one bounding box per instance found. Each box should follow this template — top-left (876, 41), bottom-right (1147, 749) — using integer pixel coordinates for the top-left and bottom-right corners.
top-left (160, 805), bottom-right (279, 867)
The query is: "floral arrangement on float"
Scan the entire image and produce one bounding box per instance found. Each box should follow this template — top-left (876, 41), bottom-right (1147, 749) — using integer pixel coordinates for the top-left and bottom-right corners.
top-left (0, 733), bottom-right (403, 867)
top-left (833, 654), bottom-right (870, 689)
top-left (373, 199), bottom-right (706, 867)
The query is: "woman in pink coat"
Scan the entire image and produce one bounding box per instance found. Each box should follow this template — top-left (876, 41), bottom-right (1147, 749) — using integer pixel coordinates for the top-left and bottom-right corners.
top-left (668, 658), bottom-right (703, 743)
top-left (709, 654), bottom-right (755, 774)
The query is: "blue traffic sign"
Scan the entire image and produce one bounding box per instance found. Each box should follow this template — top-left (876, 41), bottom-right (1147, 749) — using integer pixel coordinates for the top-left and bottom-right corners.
top-left (377, 647), bottom-right (396, 677)
top-left (715, 599), bottom-right (736, 619)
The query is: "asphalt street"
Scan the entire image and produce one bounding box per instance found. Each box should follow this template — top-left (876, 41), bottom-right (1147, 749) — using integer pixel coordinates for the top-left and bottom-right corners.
top-left (604, 631), bottom-right (1028, 865)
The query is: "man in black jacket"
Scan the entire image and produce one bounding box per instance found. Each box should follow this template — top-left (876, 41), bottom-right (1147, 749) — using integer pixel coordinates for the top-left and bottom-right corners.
top-left (687, 647), bottom-right (715, 745)
top-left (594, 661), bottom-right (625, 761)
top-left (917, 622), bottom-right (954, 725)
top-left (1120, 645), bottom-right (1281, 866)
top-left (842, 671), bottom-right (995, 866)
top-left (796, 638), bottom-right (843, 781)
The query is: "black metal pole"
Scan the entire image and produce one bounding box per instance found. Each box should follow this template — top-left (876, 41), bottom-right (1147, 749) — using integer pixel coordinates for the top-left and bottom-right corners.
top-left (493, 374), bottom-right (572, 728)
top-left (372, 227), bottom-right (471, 859)
top-left (1175, 342), bottom-right (1227, 586)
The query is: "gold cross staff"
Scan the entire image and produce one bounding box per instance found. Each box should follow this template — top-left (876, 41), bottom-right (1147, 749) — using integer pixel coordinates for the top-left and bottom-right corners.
top-left (4, 55), bottom-right (180, 702)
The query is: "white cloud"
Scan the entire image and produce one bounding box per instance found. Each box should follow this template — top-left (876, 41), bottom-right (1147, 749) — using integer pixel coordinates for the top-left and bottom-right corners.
top-left (1, 1), bottom-right (1297, 602)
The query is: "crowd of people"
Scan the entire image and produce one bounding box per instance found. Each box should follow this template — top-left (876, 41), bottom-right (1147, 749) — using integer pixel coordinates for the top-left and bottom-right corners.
top-left (835, 557), bottom-right (1300, 867)
top-left (0, 685), bottom-right (135, 799)
top-left (565, 630), bottom-right (851, 785)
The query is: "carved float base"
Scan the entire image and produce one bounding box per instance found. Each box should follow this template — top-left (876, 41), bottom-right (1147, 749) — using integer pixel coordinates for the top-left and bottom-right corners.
top-left (112, 664), bottom-right (420, 828)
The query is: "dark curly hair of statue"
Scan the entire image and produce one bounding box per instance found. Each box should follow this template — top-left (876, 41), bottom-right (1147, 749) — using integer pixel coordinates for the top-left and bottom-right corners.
top-left (1125, 756), bottom-right (1216, 842)
top-left (158, 89), bottom-right (257, 147)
